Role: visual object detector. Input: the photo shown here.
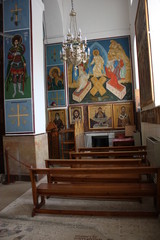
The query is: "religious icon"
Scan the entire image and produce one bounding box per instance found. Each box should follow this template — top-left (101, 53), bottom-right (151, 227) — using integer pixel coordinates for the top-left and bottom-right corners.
top-left (69, 106), bottom-right (83, 124)
top-left (68, 36), bottom-right (133, 104)
top-left (113, 102), bottom-right (134, 128)
top-left (48, 109), bottom-right (66, 131)
top-left (5, 34), bottom-right (28, 99)
top-left (47, 66), bottom-right (64, 91)
top-left (88, 104), bottom-right (113, 130)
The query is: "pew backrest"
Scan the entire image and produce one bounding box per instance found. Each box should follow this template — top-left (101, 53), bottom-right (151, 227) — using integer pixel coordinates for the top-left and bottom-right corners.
top-left (69, 150), bottom-right (147, 161)
top-left (45, 158), bottom-right (143, 168)
top-left (78, 145), bottom-right (146, 152)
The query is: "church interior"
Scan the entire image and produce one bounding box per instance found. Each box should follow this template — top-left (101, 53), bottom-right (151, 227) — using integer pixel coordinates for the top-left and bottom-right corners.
top-left (0, 0), bottom-right (160, 239)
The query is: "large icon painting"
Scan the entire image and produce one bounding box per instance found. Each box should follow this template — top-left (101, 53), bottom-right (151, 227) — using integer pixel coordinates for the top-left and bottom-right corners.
top-left (68, 36), bottom-right (133, 104)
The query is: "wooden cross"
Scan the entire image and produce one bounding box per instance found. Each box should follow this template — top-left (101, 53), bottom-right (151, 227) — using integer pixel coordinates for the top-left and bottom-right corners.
top-left (10, 3), bottom-right (22, 26)
top-left (8, 104), bottom-right (29, 127)
top-left (90, 76), bottom-right (107, 96)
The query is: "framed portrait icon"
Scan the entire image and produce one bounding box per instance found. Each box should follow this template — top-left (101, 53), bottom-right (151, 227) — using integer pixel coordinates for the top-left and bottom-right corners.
top-left (88, 104), bottom-right (113, 130)
top-left (69, 106), bottom-right (83, 125)
top-left (48, 109), bottom-right (66, 131)
top-left (113, 102), bottom-right (134, 129)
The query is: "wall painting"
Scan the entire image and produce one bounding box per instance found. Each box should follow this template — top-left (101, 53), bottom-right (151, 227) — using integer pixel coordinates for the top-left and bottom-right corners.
top-left (113, 101), bottom-right (134, 129)
top-left (88, 104), bottom-right (113, 130)
top-left (46, 43), bottom-right (66, 107)
top-left (68, 36), bottom-right (133, 105)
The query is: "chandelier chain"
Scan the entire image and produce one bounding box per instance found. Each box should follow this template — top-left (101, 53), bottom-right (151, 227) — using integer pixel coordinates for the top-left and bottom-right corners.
top-left (60, 0), bottom-right (90, 69)
top-left (71, 0), bottom-right (74, 11)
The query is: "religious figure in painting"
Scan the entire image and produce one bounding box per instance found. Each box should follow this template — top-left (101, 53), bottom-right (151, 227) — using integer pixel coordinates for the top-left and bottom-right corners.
top-left (107, 40), bottom-right (131, 83)
top-left (48, 67), bottom-right (64, 90)
top-left (90, 106), bottom-right (112, 128)
top-left (53, 112), bottom-right (64, 132)
top-left (6, 34), bottom-right (27, 98)
top-left (73, 109), bottom-right (81, 121)
top-left (90, 49), bottom-right (105, 77)
top-left (105, 60), bottom-right (124, 91)
top-left (94, 107), bottom-right (106, 119)
top-left (76, 64), bottom-right (90, 92)
top-left (118, 106), bottom-right (130, 127)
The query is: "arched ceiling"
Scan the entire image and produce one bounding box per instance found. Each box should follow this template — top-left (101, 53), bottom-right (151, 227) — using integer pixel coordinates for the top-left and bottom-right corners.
top-left (43, 0), bottom-right (130, 44)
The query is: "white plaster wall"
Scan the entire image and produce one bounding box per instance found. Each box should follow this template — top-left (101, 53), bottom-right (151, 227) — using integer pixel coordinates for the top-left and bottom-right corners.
top-left (44, 0), bottom-right (130, 44)
top-left (32, 0), bottom-right (46, 134)
top-left (43, 0), bottom-right (63, 42)
top-left (141, 123), bottom-right (160, 145)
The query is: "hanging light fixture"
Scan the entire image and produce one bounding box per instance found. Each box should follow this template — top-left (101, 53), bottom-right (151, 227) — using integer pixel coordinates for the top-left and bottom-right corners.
top-left (60, 0), bottom-right (90, 70)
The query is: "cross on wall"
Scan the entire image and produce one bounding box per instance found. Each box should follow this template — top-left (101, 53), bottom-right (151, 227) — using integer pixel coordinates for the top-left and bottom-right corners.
top-left (8, 104), bottom-right (29, 127)
top-left (10, 3), bottom-right (22, 26)
top-left (51, 92), bottom-right (65, 105)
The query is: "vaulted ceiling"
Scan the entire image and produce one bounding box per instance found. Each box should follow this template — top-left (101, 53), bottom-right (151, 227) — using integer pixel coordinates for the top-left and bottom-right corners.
top-left (43, 0), bottom-right (130, 44)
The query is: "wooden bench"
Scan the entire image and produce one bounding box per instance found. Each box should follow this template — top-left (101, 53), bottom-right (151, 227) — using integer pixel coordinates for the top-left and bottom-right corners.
top-left (78, 145), bottom-right (146, 152)
top-left (30, 166), bottom-right (160, 217)
top-left (69, 150), bottom-right (147, 162)
top-left (45, 158), bottom-right (144, 183)
top-left (45, 158), bottom-right (143, 168)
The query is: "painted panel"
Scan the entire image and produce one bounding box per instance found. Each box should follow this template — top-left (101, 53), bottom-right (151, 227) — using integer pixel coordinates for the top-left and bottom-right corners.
top-left (4, 30), bottom-right (31, 100)
top-left (3, 0), bottom-right (30, 31)
top-left (46, 43), bottom-right (66, 107)
top-left (47, 65), bottom-right (64, 91)
top-left (69, 106), bottom-right (83, 125)
top-left (46, 43), bottom-right (62, 66)
top-left (5, 99), bottom-right (33, 133)
top-left (68, 36), bottom-right (133, 104)
top-left (48, 109), bottom-right (66, 131)
top-left (48, 90), bottom-right (65, 107)
top-left (113, 101), bottom-right (134, 129)
top-left (3, 0), bottom-right (33, 134)
top-left (88, 104), bottom-right (113, 130)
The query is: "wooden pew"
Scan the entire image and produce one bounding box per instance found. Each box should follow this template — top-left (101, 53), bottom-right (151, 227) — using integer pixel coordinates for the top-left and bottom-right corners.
top-left (45, 158), bottom-right (143, 168)
top-left (78, 145), bottom-right (146, 152)
top-left (45, 158), bottom-right (144, 183)
top-left (45, 158), bottom-right (145, 184)
top-left (69, 150), bottom-right (147, 162)
top-left (45, 158), bottom-right (143, 183)
top-left (30, 166), bottom-right (160, 217)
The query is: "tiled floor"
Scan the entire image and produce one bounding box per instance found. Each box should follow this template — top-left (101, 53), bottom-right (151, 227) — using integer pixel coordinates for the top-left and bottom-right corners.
top-left (0, 181), bottom-right (160, 240)
top-left (0, 181), bottom-right (31, 211)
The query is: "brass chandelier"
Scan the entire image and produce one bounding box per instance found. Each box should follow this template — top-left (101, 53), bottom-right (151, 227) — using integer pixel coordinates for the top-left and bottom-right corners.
top-left (60, 0), bottom-right (90, 69)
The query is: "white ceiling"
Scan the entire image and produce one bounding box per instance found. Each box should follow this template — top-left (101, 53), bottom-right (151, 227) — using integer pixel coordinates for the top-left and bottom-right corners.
top-left (43, 0), bottom-right (130, 44)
